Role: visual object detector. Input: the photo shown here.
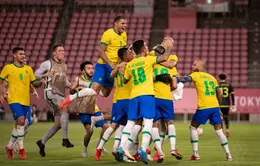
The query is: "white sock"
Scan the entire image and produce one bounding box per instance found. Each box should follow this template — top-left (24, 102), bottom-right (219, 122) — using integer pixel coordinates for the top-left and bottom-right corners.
top-left (141, 118), bottom-right (153, 151)
top-left (152, 127), bottom-right (164, 155)
top-left (159, 132), bottom-right (166, 147)
top-left (7, 127), bottom-right (17, 149)
top-left (120, 120), bottom-right (135, 149)
top-left (215, 129), bottom-right (231, 157)
top-left (24, 120), bottom-right (29, 136)
top-left (16, 125), bottom-right (25, 149)
top-left (168, 124), bottom-right (176, 150)
top-left (125, 125), bottom-right (141, 151)
top-left (97, 127), bottom-right (114, 149)
top-left (132, 139), bottom-right (139, 155)
top-left (113, 125), bottom-right (124, 151)
top-left (92, 115), bottom-right (104, 122)
top-left (190, 126), bottom-right (199, 156)
top-left (69, 88), bottom-right (97, 100)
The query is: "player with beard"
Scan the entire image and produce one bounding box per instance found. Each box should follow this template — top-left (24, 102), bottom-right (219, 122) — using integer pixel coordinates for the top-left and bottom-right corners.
top-left (0, 47), bottom-right (43, 160)
top-left (70, 61), bottom-right (109, 158)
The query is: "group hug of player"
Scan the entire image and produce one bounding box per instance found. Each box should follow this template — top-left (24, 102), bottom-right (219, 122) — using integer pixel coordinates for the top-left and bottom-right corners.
top-left (0, 16), bottom-right (234, 163)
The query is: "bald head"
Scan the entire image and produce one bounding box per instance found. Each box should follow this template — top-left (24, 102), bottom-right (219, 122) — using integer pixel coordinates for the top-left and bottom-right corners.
top-left (192, 59), bottom-right (207, 72)
top-left (161, 37), bottom-right (174, 52)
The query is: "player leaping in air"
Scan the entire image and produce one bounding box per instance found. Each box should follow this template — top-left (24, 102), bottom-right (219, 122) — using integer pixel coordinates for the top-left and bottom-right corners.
top-left (179, 60), bottom-right (232, 161)
top-left (59, 16), bottom-right (127, 109)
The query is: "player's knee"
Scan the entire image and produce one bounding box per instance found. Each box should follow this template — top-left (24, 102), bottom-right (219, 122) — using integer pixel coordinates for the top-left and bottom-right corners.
top-left (17, 117), bottom-right (25, 126)
top-left (152, 121), bottom-right (159, 128)
top-left (167, 120), bottom-right (174, 125)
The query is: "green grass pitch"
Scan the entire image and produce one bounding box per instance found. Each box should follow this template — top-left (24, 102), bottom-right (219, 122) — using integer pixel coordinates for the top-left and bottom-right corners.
top-left (0, 122), bottom-right (259, 166)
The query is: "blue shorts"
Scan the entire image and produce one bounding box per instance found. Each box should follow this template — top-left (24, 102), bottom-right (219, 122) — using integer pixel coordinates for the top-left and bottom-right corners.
top-left (192, 107), bottom-right (222, 125)
top-left (92, 63), bottom-right (114, 87)
top-left (9, 103), bottom-right (31, 120)
top-left (154, 98), bottom-right (174, 122)
top-left (128, 95), bottom-right (155, 120)
top-left (111, 99), bottom-right (129, 126)
top-left (79, 111), bottom-right (107, 128)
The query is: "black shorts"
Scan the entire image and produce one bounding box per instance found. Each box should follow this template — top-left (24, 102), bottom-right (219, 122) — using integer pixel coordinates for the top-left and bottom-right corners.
top-left (220, 107), bottom-right (230, 116)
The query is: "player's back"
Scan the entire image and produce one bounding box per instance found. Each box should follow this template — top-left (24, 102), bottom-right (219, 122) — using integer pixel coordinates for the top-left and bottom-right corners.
top-left (115, 72), bottom-right (131, 100)
top-left (190, 72), bottom-right (219, 109)
top-left (97, 28), bottom-right (127, 64)
top-left (125, 55), bottom-right (157, 99)
top-left (149, 51), bottom-right (178, 100)
top-left (219, 81), bottom-right (234, 107)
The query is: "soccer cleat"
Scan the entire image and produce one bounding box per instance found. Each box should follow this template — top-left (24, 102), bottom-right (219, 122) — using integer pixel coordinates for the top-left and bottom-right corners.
top-left (189, 155), bottom-right (200, 160)
top-left (138, 148), bottom-right (148, 164)
top-left (171, 150), bottom-right (183, 160)
top-left (146, 148), bottom-right (151, 155)
top-left (19, 149), bottom-right (27, 160)
top-left (82, 149), bottom-right (88, 157)
top-left (157, 155), bottom-right (165, 163)
top-left (123, 156), bottom-right (137, 163)
top-left (95, 148), bottom-right (102, 161)
top-left (5, 147), bottom-right (14, 159)
top-left (59, 96), bottom-right (72, 110)
top-left (226, 156), bottom-right (233, 161)
top-left (62, 139), bottom-right (74, 148)
top-left (226, 129), bottom-right (230, 138)
top-left (36, 140), bottom-right (46, 157)
top-left (112, 150), bottom-right (118, 161)
top-left (153, 151), bottom-right (159, 161)
top-left (133, 153), bottom-right (141, 161)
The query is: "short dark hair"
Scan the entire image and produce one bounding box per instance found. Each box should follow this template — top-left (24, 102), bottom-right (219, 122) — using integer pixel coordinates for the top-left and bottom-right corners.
top-left (12, 47), bottom-right (24, 54)
top-left (80, 61), bottom-right (93, 71)
top-left (219, 74), bottom-right (227, 80)
top-left (132, 40), bottom-right (145, 55)
top-left (114, 16), bottom-right (125, 23)
top-left (118, 47), bottom-right (128, 60)
top-left (52, 43), bottom-right (63, 52)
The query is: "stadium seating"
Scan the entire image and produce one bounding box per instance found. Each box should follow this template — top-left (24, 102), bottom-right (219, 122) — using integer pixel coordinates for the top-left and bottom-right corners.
top-left (0, 11), bottom-right (59, 69)
top-left (0, 0), bottom-right (64, 6)
top-left (75, 0), bottom-right (133, 7)
top-left (65, 12), bottom-right (153, 80)
top-left (164, 28), bottom-right (248, 87)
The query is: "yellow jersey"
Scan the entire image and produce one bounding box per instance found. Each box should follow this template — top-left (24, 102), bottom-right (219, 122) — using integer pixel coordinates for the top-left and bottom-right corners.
top-left (190, 72), bottom-right (219, 109)
top-left (115, 73), bottom-right (131, 100)
top-left (124, 55), bottom-right (158, 99)
top-left (94, 104), bottom-right (100, 113)
top-left (97, 28), bottom-right (127, 64)
top-left (0, 63), bottom-right (36, 106)
top-left (148, 51), bottom-right (178, 100)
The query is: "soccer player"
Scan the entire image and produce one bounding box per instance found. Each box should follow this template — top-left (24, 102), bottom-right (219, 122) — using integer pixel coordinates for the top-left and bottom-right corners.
top-left (150, 37), bottom-right (183, 161)
top-left (59, 16), bottom-right (127, 109)
top-left (70, 61), bottom-right (109, 157)
top-left (94, 47), bottom-right (134, 161)
top-left (117, 40), bottom-right (168, 164)
top-left (180, 60), bottom-right (232, 161)
top-left (34, 44), bottom-right (73, 157)
top-left (218, 73), bottom-right (236, 137)
top-left (0, 47), bottom-right (43, 160)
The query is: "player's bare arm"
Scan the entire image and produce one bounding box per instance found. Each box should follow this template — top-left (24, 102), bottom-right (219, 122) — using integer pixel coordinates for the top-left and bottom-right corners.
top-left (216, 87), bottom-right (223, 104)
top-left (98, 44), bottom-right (116, 69)
top-left (160, 60), bottom-right (177, 69)
top-left (31, 79), bottom-right (44, 88)
top-left (171, 76), bottom-right (178, 91)
top-left (0, 80), bottom-right (5, 103)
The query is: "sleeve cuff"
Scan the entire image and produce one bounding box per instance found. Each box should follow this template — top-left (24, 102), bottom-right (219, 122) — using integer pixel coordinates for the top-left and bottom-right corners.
top-left (156, 56), bottom-right (159, 64)
top-left (30, 79), bottom-right (37, 83)
top-left (0, 77), bottom-right (5, 81)
top-left (124, 77), bottom-right (129, 82)
top-left (100, 42), bottom-right (108, 46)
